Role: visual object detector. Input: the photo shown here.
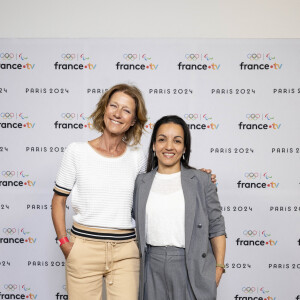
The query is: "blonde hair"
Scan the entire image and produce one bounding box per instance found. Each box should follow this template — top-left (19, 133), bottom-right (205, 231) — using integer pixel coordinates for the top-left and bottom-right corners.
top-left (90, 84), bottom-right (147, 145)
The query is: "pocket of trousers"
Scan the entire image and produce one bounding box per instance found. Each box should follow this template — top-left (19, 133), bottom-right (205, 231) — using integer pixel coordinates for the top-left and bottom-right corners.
top-left (132, 240), bottom-right (142, 258)
top-left (66, 235), bottom-right (78, 262)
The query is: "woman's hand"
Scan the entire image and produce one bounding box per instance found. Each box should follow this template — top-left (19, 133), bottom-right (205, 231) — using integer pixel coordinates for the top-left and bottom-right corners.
top-left (60, 242), bottom-right (74, 259)
top-left (200, 168), bottom-right (217, 184)
top-left (215, 266), bottom-right (224, 286)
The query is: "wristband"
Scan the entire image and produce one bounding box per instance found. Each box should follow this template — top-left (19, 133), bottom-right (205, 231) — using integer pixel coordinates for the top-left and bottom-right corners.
top-left (216, 264), bottom-right (226, 273)
top-left (58, 236), bottom-right (69, 246)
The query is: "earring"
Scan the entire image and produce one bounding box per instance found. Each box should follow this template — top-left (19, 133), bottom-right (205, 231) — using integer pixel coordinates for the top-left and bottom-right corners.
top-left (153, 151), bottom-right (156, 157)
top-left (182, 152), bottom-right (185, 160)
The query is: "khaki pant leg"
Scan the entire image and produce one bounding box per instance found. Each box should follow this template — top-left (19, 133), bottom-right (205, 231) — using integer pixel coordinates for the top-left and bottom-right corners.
top-left (66, 235), bottom-right (105, 300)
top-left (105, 240), bottom-right (140, 300)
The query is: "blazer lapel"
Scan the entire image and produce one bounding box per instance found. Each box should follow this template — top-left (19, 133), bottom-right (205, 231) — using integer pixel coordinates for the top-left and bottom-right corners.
top-left (138, 167), bottom-right (157, 251)
top-left (181, 166), bottom-right (197, 254)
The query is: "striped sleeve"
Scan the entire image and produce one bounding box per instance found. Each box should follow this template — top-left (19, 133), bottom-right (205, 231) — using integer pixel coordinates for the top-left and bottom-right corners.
top-left (53, 143), bottom-right (77, 196)
top-left (138, 148), bottom-right (147, 174)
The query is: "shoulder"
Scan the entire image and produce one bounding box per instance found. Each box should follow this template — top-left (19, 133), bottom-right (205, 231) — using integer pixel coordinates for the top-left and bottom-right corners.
top-left (127, 145), bottom-right (145, 156)
top-left (127, 145), bottom-right (147, 164)
top-left (184, 168), bottom-right (210, 184)
top-left (64, 142), bottom-right (87, 156)
top-left (67, 142), bottom-right (86, 151)
top-left (135, 172), bottom-right (146, 185)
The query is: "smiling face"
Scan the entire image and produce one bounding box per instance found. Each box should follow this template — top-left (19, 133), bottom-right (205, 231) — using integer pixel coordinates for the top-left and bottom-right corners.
top-left (153, 122), bottom-right (185, 174)
top-left (103, 91), bottom-right (136, 136)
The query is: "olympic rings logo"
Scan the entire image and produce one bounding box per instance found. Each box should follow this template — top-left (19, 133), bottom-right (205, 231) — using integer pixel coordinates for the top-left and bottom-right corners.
top-left (244, 172), bottom-right (259, 179)
top-left (61, 53), bottom-right (76, 60)
top-left (61, 113), bottom-right (75, 120)
top-left (246, 114), bottom-right (260, 120)
top-left (123, 54), bottom-right (138, 61)
top-left (4, 284), bottom-right (18, 291)
top-left (2, 171), bottom-right (15, 177)
top-left (243, 230), bottom-right (258, 237)
top-left (1, 112), bottom-right (14, 119)
top-left (247, 53), bottom-right (262, 60)
top-left (185, 54), bottom-right (199, 61)
top-left (184, 113), bottom-right (199, 121)
top-left (242, 287), bottom-right (256, 293)
top-left (0, 53), bottom-right (14, 60)
top-left (3, 228), bottom-right (16, 235)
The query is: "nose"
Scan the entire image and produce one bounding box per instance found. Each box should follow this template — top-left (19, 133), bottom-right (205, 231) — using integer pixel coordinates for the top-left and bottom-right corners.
top-left (165, 139), bottom-right (173, 150)
top-left (113, 108), bottom-right (121, 118)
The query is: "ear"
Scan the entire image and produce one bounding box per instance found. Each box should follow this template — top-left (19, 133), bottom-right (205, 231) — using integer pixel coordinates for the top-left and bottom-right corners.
top-left (131, 118), bottom-right (136, 127)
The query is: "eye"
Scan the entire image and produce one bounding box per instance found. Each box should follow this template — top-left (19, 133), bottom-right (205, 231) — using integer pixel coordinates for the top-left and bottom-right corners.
top-left (157, 138), bottom-right (165, 142)
top-left (124, 109), bottom-right (131, 114)
top-left (174, 140), bottom-right (182, 144)
top-left (110, 103), bottom-right (117, 108)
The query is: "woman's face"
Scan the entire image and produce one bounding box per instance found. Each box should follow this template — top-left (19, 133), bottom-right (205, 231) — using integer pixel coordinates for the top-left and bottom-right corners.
top-left (103, 92), bottom-right (136, 136)
top-left (153, 122), bottom-right (185, 173)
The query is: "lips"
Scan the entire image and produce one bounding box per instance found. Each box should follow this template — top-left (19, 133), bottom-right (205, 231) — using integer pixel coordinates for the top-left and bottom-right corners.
top-left (163, 152), bottom-right (175, 158)
top-left (110, 119), bottom-right (122, 125)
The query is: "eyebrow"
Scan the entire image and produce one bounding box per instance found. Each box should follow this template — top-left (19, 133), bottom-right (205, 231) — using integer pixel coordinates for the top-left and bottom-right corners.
top-left (157, 134), bottom-right (183, 139)
top-left (110, 101), bottom-right (132, 110)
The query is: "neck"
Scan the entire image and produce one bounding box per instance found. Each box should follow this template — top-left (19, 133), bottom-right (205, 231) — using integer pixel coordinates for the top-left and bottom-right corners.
top-left (98, 130), bottom-right (126, 152)
top-left (157, 163), bottom-right (181, 174)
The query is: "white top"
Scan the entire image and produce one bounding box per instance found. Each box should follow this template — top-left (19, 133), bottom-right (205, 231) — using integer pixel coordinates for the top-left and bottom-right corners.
top-left (146, 171), bottom-right (185, 248)
top-left (54, 142), bottom-right (147, 229)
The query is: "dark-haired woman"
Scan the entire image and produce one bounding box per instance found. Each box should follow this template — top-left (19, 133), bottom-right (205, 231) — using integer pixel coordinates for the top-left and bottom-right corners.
top-left (133, 115), bottom-right (226, 300)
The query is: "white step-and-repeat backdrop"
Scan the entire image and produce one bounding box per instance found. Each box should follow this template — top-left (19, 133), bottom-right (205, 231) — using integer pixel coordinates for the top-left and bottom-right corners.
top-left (0, 39), bottom-right (299, 300)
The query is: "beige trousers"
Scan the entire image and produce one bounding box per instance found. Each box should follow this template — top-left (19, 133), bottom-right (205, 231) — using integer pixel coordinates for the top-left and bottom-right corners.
top-left (66, 225), bottom-right (140, 300)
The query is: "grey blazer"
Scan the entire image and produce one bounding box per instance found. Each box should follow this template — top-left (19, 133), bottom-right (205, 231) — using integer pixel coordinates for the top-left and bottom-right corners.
top-left (133, 166), bottom-right (226, 300)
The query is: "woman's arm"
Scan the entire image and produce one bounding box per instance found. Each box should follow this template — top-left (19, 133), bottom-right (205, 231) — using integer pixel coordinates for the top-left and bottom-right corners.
top-left (211, 235), bottom-right (226, 286)
top-left (200, 168), bottom-right (217, 184)
top-left (51, 193), bottom-right (73, 259)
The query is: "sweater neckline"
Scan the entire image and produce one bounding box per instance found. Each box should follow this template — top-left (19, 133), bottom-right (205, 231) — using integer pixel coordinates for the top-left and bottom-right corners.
top-left (86, 141), bottom-right (129, 160)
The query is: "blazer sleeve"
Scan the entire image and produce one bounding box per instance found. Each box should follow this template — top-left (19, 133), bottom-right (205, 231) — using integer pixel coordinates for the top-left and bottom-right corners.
top-left (132, 173), bottom-right (143, 221)
top-left (204, 174), bottom-right (226, 239)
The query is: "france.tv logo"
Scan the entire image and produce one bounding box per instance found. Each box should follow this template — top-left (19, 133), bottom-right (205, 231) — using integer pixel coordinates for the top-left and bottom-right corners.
top-left (54, 113), bottom-right (93, 129)
top-left (238, 113), bottom-right (281, 130)
top-left (0, 52), bottom-right (35, 70)
top-left (0, 112), bottom-right (36, 129)
top-left (235, 229), bottom-right (278, 247)
top-left (3, 284), bottom-right (37, 299)
top-left (0, 170), bottom-right (36, 187)
top-left (116, 53), bottom-right (158, 70)
top-left (237, 171), bottom-right (279, 189)
top-left (1, 227), bottom-right (37, 244)
top-left (184, 113), bottom-right (220, 130)
top-left (178, 53), bottom-right (220, 70)
top-left (234, 286), bottom-right (276, 300)
top-left (54, 53), bottom-right (96, 70)
top-left (240, 52), bottom-right (282, 71)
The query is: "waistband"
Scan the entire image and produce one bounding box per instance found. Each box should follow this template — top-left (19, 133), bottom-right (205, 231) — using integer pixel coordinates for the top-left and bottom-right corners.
top-left (147, 244), bottom-right (185, 256)
top-left (71, 222), bottom-right (136, 242)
